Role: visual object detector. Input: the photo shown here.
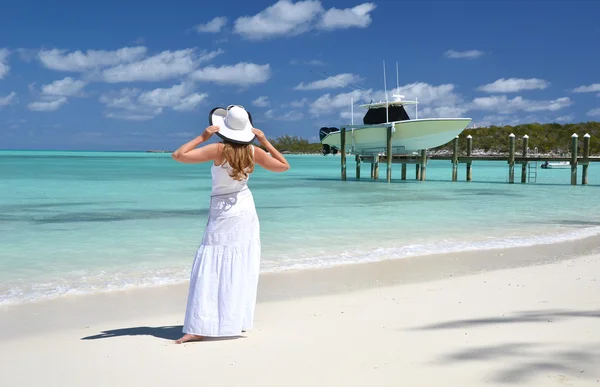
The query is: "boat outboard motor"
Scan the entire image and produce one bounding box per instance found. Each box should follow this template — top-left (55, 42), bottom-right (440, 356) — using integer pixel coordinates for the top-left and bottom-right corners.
top-left (319, 127), bottom-right (340, 155)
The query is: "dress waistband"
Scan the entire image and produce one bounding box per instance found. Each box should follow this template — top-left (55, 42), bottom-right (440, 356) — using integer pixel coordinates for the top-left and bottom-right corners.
top-left (210, 186), bottom-right (250, 198)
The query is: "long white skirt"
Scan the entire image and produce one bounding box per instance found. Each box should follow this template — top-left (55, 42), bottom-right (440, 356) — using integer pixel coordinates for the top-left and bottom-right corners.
top-left (182, 188), bottom-right (261, 337)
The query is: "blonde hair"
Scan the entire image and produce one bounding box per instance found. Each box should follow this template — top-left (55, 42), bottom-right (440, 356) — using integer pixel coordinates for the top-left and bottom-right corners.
top-left (221, 142), bottom-right (255, 181)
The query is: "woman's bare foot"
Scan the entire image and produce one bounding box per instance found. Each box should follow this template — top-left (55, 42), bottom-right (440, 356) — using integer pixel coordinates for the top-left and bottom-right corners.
top-left (175, 334), bottom-right (204, 344)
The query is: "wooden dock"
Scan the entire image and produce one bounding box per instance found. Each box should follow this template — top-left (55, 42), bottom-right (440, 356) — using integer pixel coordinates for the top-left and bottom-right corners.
top-left (339, 130), bottom-right (600, 185)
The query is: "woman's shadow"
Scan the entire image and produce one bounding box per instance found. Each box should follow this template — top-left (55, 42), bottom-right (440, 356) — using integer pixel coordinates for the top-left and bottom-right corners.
top-left (81, 325), bottom-right (243, 341)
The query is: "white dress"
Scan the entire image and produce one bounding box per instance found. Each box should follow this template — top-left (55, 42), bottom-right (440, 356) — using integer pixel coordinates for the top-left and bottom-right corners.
top-left (182, 146), bottom-right (261, 337)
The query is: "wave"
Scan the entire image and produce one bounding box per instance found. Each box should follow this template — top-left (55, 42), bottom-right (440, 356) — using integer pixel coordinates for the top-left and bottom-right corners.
top-left (2, 225), bottom-right (600, 307)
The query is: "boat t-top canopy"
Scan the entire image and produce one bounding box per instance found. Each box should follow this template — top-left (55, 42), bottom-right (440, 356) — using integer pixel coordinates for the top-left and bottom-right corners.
top-left (359, 94), bottom-right (418, 109)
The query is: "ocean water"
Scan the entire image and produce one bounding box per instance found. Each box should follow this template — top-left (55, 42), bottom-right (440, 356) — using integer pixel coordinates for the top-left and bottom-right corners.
top-left (1, 150), bottom-right (600, 305)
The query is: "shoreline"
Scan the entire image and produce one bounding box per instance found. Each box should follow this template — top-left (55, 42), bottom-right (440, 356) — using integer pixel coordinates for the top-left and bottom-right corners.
top-left (1, 242), bottom-right (599, 386)
top-left (2, 232), bottom-right (600, 341)
top-left (2, 223), bottom-right (600, 308)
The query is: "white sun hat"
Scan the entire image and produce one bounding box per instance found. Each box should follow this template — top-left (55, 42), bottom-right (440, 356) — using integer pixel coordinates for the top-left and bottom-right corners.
top-left (209, 105), bottom-right (256, 144)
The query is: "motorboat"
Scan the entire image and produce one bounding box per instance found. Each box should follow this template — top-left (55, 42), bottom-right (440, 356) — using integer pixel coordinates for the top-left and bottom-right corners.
top-left (541, 161), bottom-right (571, 169)
top-left (320, 93), bottom-right (472, 155)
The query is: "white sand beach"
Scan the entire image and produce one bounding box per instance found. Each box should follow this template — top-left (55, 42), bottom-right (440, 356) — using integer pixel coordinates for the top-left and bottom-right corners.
top-left (1, 242), bottom-right (599, 387)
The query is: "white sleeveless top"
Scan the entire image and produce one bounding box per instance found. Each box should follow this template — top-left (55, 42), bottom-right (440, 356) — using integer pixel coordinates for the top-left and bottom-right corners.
top-left (210, 145), bottom-right (254, 196)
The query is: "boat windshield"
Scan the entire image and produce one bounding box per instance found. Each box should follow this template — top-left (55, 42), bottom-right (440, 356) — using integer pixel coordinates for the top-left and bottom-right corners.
top-left (363, 104), bottom-right (411, 125)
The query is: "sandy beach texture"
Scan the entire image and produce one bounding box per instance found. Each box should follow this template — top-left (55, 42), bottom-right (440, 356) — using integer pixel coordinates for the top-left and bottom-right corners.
top-left (1, 241), bottom-right (599, 387)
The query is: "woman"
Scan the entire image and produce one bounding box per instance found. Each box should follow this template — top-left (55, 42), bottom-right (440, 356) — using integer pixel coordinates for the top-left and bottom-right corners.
top-left (171, 105), bottom-right (289, 344)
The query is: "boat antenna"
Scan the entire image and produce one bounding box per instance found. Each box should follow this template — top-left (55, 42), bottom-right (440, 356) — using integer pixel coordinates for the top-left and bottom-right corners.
top-left (415, 96), bottom-right (418, 119)
top-left (396, 61), bottom-right (400, 95)
top-left (351, 97), bottom-right (354, 125)
top-left (383, 60), bottom-right (389, 123)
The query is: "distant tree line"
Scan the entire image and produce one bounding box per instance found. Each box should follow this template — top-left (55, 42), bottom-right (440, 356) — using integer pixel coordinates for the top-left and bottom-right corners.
top-left (261, 122), bottom-right (600, 155)
top-left (259, 135), bottom-right (322, 154)
top-left (432, 121), bottom-right (600, 155)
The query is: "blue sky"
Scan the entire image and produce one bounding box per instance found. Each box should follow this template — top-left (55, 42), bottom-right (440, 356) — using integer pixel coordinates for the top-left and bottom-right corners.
top-left (1, 0), bottom-right (599, 151)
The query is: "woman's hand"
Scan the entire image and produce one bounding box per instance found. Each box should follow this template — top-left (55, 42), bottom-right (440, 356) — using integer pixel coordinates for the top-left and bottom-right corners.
top-left (202, 125), bottom-right (220, 140)
top-left (252, 128), bottom-right (269, 145)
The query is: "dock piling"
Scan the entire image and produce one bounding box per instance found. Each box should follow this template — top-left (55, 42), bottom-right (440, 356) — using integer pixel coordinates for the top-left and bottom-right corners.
top-left (341, 127), bottom-right (346, 181)
top-left (419, 149), bottom-right (427, 181)
top-left (521, 135), bottom-right (529, 183)
top-left (451, 136), bottom-right (459, 181)
top-left (466, 135), bottom-right (473, 181)
top-left (571, 133), bottom-right (578, 186)
top-left (583, 133), bottom-right (590, 185)
top-left (508, 133), bottom-right (515, 184)
top-left (348, 133), bottom-right (597, 186)
top-left (386, 126), bottom-right (392, 183)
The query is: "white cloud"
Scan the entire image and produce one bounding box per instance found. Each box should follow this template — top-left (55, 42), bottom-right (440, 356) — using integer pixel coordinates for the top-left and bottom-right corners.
top-left (470, 95), bottom-right (572, 113)
top-left (234, 0), bottom-right (323, 40)
top-left (388, 82), bottom-right (463, 106)
top-left (280, 110), bottom-right (303, 121)
top-left (100, 83), bottom-right (206, 120)
top-left (295, 73), bottom-right (362, 90)
top-left (263, 108), bottom-right (303, 121)
top-left (417, 105), bottom-right (470, 119)
top-left (28, 97), bottom-right (68, 112)
top-left (16, 48), bottom-right (38, 62)
top-left (172, 93), bottom-right (207, 112)
top-left (253, 96), bottom-right (270, 107)
top-left (571, 83), bottom-right (600, 93)
top-left (444, 49), bottom-right (484, 59)
top-left (27, 77), bottom-right (87, 113)
top-left (288, 98), bottom-right (308, 108)
top-left (477, 78), bottom-right (550, 93)
top-left (191, 62), bottom-right (271, 86)
top-left (100, 88), bottom-right (163, 120)
top-left (233, 1), bottom-right (376, 40)
top-left (309, 90), bottom-right (363, 117)
top-left (554, 115), bottom-right (573, 123)
top-left (291, 59), bottom-right (326, 66)
top-left (38, 46), bottom-right (147, 72)
top-left (0, 91), bottom-right (17, 107)
top-left (319, 3), bottom-right (376, 30)
top-left (587, 108), bottom-right (600, 117)
top-left (0, 49), bottom-right (10, 79)
top-left (102, 49), bottom-right (222, 83)
top-left (138, 83), bottom-right (207, 112)
top-left (340, 110), bottom-right (365, 123)
top-left (40, 77), bottom-right (87, 97)
top-left (105, 112), bottom-right (157, 121)
top-left (195, 16), bottom-right (228, 33)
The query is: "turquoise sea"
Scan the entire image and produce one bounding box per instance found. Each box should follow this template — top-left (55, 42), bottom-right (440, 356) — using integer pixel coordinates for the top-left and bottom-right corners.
top-left (1, 150), bottom-right (600, 306)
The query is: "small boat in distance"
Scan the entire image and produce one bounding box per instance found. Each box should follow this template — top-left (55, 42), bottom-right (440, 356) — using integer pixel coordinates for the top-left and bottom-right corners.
top-left (541, 161), bottom-right (571, 169)
top-left (319, 62), bottom-right (472, 156)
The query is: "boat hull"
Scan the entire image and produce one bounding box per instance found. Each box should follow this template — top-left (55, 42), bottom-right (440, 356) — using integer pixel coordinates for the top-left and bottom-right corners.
top-left (321, 118), bottom-right (472, 154)
top-left (541, 162), bottom-right (571, 169)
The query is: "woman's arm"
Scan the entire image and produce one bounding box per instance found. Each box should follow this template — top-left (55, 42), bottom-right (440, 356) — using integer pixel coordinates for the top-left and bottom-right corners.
top-left (252, 128), bottom-right (290, 172)
top-left (171, 126), bottom-right (221, 164)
